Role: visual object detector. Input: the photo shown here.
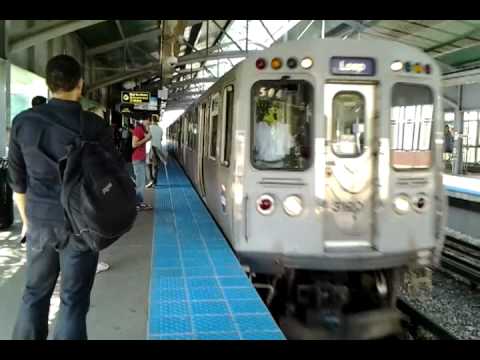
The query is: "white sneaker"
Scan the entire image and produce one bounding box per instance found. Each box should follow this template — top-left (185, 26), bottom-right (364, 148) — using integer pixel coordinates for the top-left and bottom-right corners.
top-left (96, 262), bottom-right (110, 274)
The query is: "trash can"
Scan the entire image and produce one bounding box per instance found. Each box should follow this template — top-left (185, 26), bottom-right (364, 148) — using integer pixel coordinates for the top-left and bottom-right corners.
top-left (0, 158), bottom-right (14, 230)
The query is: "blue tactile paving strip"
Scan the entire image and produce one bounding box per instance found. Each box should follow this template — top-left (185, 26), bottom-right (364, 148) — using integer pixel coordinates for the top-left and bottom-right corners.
top-left (147, 158), bottom-right (285, 340)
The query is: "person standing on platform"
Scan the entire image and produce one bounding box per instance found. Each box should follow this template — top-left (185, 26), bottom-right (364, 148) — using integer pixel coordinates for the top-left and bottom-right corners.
top-left (132, 116), bottom-right (153, 211)
top-left (31, 96), bottom-right (47, 107)
top-left (8, 54), bottom-right (114, 340)
top-left (146, 115), bottom-right (165, 188)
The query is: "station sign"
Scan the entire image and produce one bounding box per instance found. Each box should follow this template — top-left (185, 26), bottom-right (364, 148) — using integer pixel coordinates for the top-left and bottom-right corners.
top-left (121, 91), bottom-right (151, 104)
top-left (330, 57), bottom-right (376, 76)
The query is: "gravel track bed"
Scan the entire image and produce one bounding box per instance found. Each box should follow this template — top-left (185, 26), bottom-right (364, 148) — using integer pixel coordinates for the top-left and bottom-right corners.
top-left (401, 271), bottom-right (480, 340)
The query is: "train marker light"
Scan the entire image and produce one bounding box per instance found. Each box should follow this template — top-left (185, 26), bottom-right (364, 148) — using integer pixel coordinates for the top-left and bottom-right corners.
top-left (271, 58), bottom-right (283, 70)
top-left (256, 194), bottom-right (275, 215)
top-left (393, 194), bottom-right (410, 214)
top-left (287, 57), bottom-right (298, 69)
top-left (414, 63), bottom-right (423, 73)
top-left (412, 193), bottom-right (428, 212)
top-left (300, 57), bottom-right (313, 69)
top-left (425, 64), bottom-right (432, 74)
top-left (390, 61), bottom-right (403, 72)
top-left (256, 58), bottom-right (267, 70)
top-left (283, 195), bottom-right (303, 217)
top-left (404, 62), bottom-right (411, 72)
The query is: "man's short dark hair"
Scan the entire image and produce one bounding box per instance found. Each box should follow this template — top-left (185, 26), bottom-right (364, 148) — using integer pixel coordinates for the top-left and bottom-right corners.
top-left (31, 96), bottom-right (47, 107)
top-left (46, 55), bottom-right (82, 93)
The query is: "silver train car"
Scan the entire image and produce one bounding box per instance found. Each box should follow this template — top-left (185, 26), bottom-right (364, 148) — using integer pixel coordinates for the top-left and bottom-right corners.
top-left (167, 38), bottom-right (446, 338)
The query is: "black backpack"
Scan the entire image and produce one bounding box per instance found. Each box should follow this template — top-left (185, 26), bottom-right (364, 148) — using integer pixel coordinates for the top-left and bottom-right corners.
top-left (39, 109), bottom-right (138, 251)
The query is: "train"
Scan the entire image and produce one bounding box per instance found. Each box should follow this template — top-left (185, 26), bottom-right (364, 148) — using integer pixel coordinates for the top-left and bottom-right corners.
top-left (166, 38), bottom-right (447, 339)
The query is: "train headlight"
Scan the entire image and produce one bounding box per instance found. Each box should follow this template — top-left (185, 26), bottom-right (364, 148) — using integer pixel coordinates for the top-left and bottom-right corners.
top-left (300, 57), bottom-right (313, 69)
top-left (283, 195), bottom-right (303, 217)
top-left (393, 194), bottom-right (410, 214)
top-left (256, 194), bottom-right (275, 215)
top-left (390, 61), bottom-right (403, 72)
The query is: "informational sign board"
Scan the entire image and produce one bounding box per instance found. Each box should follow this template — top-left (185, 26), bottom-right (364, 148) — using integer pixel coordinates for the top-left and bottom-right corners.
top-left (134, 96), bottom-right (158, 111)
top-left (121, 91), bottom-right (150, 104)
top-left (330, 57), bottom-right (376, 76)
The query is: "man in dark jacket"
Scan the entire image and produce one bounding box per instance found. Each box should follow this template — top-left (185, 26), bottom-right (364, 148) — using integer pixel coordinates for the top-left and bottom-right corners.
top-left (8, 55), bottom-right (114, 340)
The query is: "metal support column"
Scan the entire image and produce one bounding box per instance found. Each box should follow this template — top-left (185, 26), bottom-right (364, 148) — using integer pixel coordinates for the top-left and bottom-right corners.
top-left (245, 20), bottom-right (249, 54)
top-left (0, 20), bottom-right (9, 159)
top-left (453, 85), bottom-right (464, 175)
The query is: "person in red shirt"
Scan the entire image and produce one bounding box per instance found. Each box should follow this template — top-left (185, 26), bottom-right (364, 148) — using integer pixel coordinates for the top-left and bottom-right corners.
top-left (132, 116), bottom-right (152, 210)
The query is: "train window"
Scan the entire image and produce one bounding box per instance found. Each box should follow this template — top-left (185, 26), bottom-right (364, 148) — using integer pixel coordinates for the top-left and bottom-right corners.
top-left (193, 107), bottom-right (198, 150)
top-left (251, 80), bottom-right (313, 170)
top-left (209, 94), bottom-right (220, 159)
top-left (222, 85), bottom-right (234, 166)
top-left (391, 83), bottom-right (434, 170)
top-left (331, 91), bottom-right (366, 157)
top-left (187, 112), bottom-right (196, 150)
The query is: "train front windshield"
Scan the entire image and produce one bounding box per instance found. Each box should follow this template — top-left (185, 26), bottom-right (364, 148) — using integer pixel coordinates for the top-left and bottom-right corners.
top-left (251, 80), bottom-right (313, 170)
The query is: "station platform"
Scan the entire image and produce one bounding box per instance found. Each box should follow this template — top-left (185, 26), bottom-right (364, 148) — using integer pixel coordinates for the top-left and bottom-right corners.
top-left (443, 174), bottom-right (480, 202)
top-left (147, 159), bottom-right (285, 340)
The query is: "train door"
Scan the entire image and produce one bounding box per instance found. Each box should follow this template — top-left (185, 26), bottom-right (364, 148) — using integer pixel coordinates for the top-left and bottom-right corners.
top-left (182, 116), bottom-right (188, 165)
top-left (203, 93), bottom-right (221, 211)
top-left (198, 102), bottom-right (208, 198)
top-left (323, 82), bottom-right (378, 251)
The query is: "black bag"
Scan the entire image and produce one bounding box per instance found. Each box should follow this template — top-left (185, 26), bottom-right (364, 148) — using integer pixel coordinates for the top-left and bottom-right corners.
top-left (40, 110), bottom-right (137, 251)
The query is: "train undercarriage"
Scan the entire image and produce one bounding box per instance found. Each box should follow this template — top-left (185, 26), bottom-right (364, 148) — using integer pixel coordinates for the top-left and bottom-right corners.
top-left (251, 268), bottom-right (406, 340)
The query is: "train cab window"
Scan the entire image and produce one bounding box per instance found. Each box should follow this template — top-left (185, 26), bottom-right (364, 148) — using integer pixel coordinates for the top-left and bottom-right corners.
top-left (251, 80), bottom-right (313, 170)
top-left (222, 85), bottom-right (234, 166)
top-left (331, 92), bottom-right (366, 157)
top-left (209, 94), bottom-right (220, 159)
top-left (390, 83), bottom-right (434, 169)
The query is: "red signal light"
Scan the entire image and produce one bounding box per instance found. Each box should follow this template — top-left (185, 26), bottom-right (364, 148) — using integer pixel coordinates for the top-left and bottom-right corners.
top-left (256, 58), bottom-right (267, 70)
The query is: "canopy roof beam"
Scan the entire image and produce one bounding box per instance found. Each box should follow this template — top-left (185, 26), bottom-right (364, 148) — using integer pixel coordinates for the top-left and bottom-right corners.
top-left (168, 77), bottom-right (217, 88)
top-left (86, 64), bottom-right (161, 93)
top-left (10, 20), bottom-right (107, 53)
top-left (176, 50), bottom-right (250, 66)
top-left (87, 28), bottom-right (162, 56)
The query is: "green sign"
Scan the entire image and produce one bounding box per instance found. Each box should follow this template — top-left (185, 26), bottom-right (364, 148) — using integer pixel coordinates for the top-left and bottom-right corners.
top-left (121, 91), bottom-right (150, 104)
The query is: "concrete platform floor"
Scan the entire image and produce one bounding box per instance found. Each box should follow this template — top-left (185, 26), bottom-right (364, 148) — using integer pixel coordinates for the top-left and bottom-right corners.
top-left (0, 189), bottom-right (155, 340)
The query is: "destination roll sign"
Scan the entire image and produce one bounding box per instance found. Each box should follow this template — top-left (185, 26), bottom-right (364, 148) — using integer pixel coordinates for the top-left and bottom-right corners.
top-left (330, 57), bottom-right (376, 76)
top-left (121, 91), bottom-right (150, 104)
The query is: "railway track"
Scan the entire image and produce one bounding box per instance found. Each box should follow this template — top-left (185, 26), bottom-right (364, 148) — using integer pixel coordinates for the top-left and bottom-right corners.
top-left (396, 298), bottom-right (457, 340)
top-left (440, 235), bottom-right (480, 287)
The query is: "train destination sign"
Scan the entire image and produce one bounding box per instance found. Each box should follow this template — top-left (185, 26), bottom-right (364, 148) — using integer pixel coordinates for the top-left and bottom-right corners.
top-left (121, 91), bottom-right (151, 104)
top-left (330, 57), bottom-right (376, 76)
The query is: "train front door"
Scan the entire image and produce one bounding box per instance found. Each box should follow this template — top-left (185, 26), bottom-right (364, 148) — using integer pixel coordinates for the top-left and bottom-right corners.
top-left (322, 82), bottom-right (378, 251)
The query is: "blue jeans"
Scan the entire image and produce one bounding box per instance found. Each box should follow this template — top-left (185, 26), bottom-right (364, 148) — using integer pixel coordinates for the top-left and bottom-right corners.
top-left (132, 160), bottom-right (146, 205)
top-left (12, 228), bottom-right (99, 340)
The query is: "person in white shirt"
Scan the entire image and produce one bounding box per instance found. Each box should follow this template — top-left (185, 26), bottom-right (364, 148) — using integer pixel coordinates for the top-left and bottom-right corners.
top-left (146, 115), bottom-right (166, 188)
top-left (255, 103), bottom-right (293, 167)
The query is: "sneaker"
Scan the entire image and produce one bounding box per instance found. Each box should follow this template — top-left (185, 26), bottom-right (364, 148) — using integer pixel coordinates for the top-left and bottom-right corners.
top-left (146, 181), bottom-right (154, 188)
top-left (139, 203), bottom-right (153, 211)
top-left (96, 262), bottom-right (110, 274)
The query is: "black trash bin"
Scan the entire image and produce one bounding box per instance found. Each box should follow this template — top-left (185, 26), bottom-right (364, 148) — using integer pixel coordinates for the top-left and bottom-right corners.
top-left (0, 158), bottom-right (14, 230)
